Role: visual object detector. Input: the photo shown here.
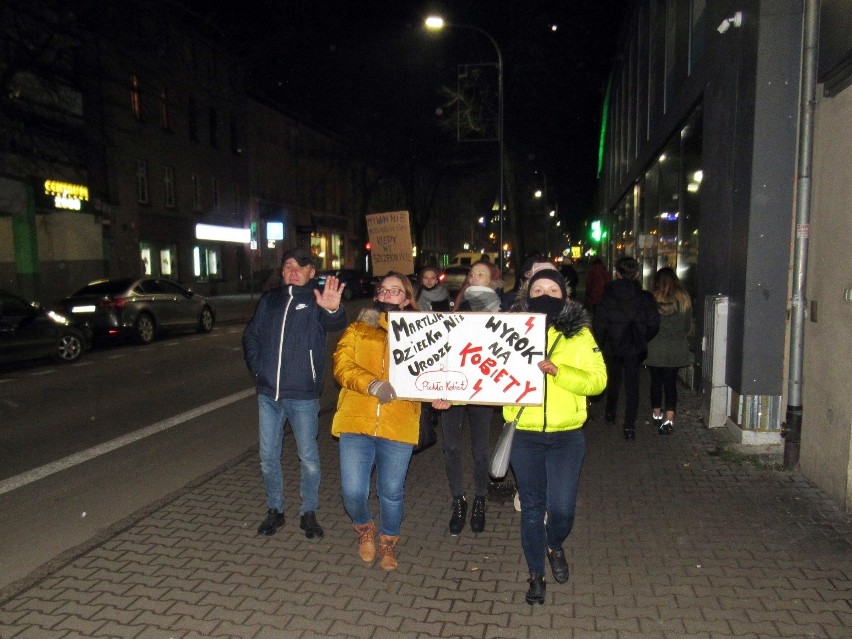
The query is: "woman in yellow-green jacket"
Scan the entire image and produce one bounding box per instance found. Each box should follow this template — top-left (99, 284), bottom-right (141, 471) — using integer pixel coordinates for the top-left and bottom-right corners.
top-left (332, 273), bottom-right (420, 572)
top-left (504, 268), bottom-right (607, 605)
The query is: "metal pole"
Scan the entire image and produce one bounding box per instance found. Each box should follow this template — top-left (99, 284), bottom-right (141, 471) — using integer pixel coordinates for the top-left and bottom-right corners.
top-left (783, 0), bottom-right (819, 469)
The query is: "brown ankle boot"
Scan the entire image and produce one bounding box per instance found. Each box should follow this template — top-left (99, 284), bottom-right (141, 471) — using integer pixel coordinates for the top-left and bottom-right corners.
top-left (354, 522), bottom-right (376, 562)
top-left (379, 535), bottom-right (398, 571)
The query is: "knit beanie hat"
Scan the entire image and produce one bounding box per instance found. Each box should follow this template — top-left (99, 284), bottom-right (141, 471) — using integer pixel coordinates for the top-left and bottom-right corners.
top-left (527, 267), bottom-right (568, 299)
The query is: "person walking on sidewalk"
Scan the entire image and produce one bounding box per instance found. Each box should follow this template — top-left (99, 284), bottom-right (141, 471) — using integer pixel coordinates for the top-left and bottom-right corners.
top-left (440, 261), bottom-right (503, 535)
top-left (505, 268), bottom-right (607, 605)
top-left (332, 273), bottom-right (425, 571)
top-left (645, 267), bottom-right (693, 435)
top-left (593, 257), bottom-right (659, 440)
top-left (243, 248), bottom-right (348, 539)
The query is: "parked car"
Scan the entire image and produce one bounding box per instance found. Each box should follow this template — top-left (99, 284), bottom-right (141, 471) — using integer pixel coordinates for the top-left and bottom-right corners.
top-left (58, 278), bottom-right (215, 345)
top-left (0, 289), bottom-right (90, 364)
top-left (315, 269), bottom-right (374, 300)
top-left (441, 266), bottom-right (470, 295)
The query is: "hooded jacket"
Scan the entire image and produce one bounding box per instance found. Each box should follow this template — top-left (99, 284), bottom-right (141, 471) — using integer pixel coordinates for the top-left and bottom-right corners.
top-left (332, 308), bottom-right (420, 444)
top-left (503, 298), bottom-right (607, 432)
top-left (243, 283), bottom-right (348, 401)
top-left (592, 277), bottom-right (660, 358)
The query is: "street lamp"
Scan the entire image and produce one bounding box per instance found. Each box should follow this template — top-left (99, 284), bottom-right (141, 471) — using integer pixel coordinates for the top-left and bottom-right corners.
top-left (425, 15), bottom-right (504, 271)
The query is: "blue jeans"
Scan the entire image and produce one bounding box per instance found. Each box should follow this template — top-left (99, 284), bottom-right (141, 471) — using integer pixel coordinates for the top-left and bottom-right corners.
top-left (257, 394), bottom-right (321, 514)
top-left (339, 433), bottom-right (413, 537)
top-left (512, 428), bottom-right (586, 575)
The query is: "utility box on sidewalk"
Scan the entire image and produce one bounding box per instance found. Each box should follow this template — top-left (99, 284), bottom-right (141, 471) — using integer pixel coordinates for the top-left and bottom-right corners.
top-left (702, 295), bottom-right (729, 428)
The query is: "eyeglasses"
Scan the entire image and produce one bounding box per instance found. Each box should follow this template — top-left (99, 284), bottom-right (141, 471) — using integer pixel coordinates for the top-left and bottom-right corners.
top-left (376, 286), bottom-right (404, 296)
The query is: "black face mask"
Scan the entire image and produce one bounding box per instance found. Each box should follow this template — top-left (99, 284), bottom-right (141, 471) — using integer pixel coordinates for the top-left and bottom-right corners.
top-left (527, 295), bottom-right (564, 323)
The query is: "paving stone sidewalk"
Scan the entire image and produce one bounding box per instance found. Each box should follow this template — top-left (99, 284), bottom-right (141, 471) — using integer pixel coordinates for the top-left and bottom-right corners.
top-left (2, 365), bottom-right (850, 638)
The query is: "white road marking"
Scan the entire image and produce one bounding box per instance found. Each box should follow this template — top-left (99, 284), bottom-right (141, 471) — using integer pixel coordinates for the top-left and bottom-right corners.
top-left (0, 388), bottom-right (255, 495)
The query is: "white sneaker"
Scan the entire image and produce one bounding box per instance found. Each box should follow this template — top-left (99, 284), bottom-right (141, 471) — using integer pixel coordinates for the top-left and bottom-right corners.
top-left (513, 490), bottom-right (521, 512)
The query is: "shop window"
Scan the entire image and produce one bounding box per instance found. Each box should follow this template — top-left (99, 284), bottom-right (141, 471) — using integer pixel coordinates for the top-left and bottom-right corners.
top-left (140, 242), bottom-right (177, 278)
top-left (193, 245), bottom-right (221, 280)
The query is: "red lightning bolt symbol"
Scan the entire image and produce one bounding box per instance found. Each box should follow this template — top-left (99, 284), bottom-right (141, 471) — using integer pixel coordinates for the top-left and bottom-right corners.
top-left (471, 379), bottom-right (483, 399)
top-left (525, 316), bottom-right (535, 334)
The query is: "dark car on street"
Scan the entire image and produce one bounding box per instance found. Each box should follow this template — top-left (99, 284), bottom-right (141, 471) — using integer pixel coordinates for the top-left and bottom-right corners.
top-left (315, 269), bottom-right (374, 300)
top-left (0, 289), bottom-right (91, 365)
top-left (58, 278), bottom-right (215, 345)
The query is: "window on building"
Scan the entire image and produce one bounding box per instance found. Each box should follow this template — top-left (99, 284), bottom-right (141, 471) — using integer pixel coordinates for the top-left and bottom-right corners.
top-left (140, 241), bottom-right (177, 278)
top-left (159, 85), bottom-right (171, 130)
top-left (164, 166), bottom-right (175, 208)
top-left (130, 75), bottom-right (142, 120)
top-left (211, 177), bottom-right (219, 210)
top-left (193, 245), bottom-right (221, 280)
top-left (191, 174), bottom-right (200, 211)
top-left (689, 0), bottom-right (707, 73)
top-left (188, 97), bottom-right (198, 140)
top-left (136, 159), bottom-right (149, 204)
top-left (209, 107), bottom-right (219, 147)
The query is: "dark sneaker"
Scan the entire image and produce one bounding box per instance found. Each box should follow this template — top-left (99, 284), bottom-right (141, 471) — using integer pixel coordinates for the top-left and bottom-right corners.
top-left (525, 573), bottom-right (546, 605)
top-left (547, 547), bottom-right (569, 583)
top-left (470, 496), bottom-right (486, 533)
top-left (299, 511), bottom-right (324, 539)
top-left (449, 495), bottom-right (467, 535)
top-left (659, 420), bottom-right (674, 435)
top-left (257, 509), bottom-right (284, 536)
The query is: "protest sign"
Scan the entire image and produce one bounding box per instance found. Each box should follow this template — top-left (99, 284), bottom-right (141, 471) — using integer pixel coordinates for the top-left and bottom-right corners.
top-left (387, 311), bottom-right (547, 405)
top-left (366, 211), bottom-right (414, 276)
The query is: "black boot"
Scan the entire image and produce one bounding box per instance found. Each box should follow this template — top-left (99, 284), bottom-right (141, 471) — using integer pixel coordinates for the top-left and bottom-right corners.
top-left (470, 496), bottom-right (486, 533)
top-left (525, 573), bottom-right (546, 605)
top-left (449, 495), bottom-right (467, 535)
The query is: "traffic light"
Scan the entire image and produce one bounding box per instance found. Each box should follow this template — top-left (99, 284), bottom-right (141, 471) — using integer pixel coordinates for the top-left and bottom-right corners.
top-left (590, 220), bottom-right (607, 243)
top-left (365, 241), bottom-right (372, 251)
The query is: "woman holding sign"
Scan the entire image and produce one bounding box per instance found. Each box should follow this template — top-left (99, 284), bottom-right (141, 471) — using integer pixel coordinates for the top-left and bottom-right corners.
top-left (506, 268), bottom-right (607, 605)
top-left (440, 261), bottom-right (503, 536)
top-left (332, 273), bottom-right (421, 572)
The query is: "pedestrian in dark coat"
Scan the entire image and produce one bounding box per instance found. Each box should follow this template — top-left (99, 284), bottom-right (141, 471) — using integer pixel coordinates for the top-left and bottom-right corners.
top-left (592, 257), bottom-right (659, 440)
top-left (644, 267), bottom-right (692, 435)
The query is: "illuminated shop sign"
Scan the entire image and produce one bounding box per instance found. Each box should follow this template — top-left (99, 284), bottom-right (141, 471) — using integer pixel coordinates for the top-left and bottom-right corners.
top-left (43, 180), bottom-right (89, 211)
top-left (195, 223), bottom-right (251, 243)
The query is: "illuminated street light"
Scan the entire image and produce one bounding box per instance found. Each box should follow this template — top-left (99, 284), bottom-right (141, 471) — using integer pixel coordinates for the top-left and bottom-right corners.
top-left (426, 15), bottom-right (504, 270)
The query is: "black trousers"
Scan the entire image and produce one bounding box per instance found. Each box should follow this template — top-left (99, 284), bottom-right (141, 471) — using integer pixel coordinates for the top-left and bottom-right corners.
top-left (604, 353), bottom-right (642, 429)
top-left (648, 365), bottom-right (679, 412)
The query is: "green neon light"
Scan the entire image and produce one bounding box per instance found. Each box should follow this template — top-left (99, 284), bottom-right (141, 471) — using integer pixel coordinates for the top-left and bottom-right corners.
top-left (596, 73), bottom-right (612, 179)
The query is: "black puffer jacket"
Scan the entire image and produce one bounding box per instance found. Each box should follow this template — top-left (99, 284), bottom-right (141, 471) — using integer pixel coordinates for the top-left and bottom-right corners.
top-left (592, 278), bottom-right (660, 358)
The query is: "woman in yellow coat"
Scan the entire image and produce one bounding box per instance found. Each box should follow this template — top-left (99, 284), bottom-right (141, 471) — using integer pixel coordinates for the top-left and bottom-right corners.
top-left (332, 273), bottom-right (420, 571)
top-left (505, 268), bottom-right (607, 604)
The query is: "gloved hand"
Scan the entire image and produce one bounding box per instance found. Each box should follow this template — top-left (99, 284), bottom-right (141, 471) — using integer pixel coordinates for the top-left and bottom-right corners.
top-left (368, 380), bottom-right (397, 404)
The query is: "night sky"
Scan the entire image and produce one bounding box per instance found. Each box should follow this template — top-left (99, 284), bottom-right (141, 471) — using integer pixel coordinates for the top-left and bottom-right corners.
top-left (199, 0), bottom-right (626, 228)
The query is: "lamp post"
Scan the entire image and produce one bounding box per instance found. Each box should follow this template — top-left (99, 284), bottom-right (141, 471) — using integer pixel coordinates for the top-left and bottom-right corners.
top-left (425, 15), bottom-right (504, 271)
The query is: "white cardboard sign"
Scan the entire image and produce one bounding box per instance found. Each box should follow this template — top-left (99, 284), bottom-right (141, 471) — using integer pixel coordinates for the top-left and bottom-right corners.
top-left (387, 311), bottom-right (547, 405)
